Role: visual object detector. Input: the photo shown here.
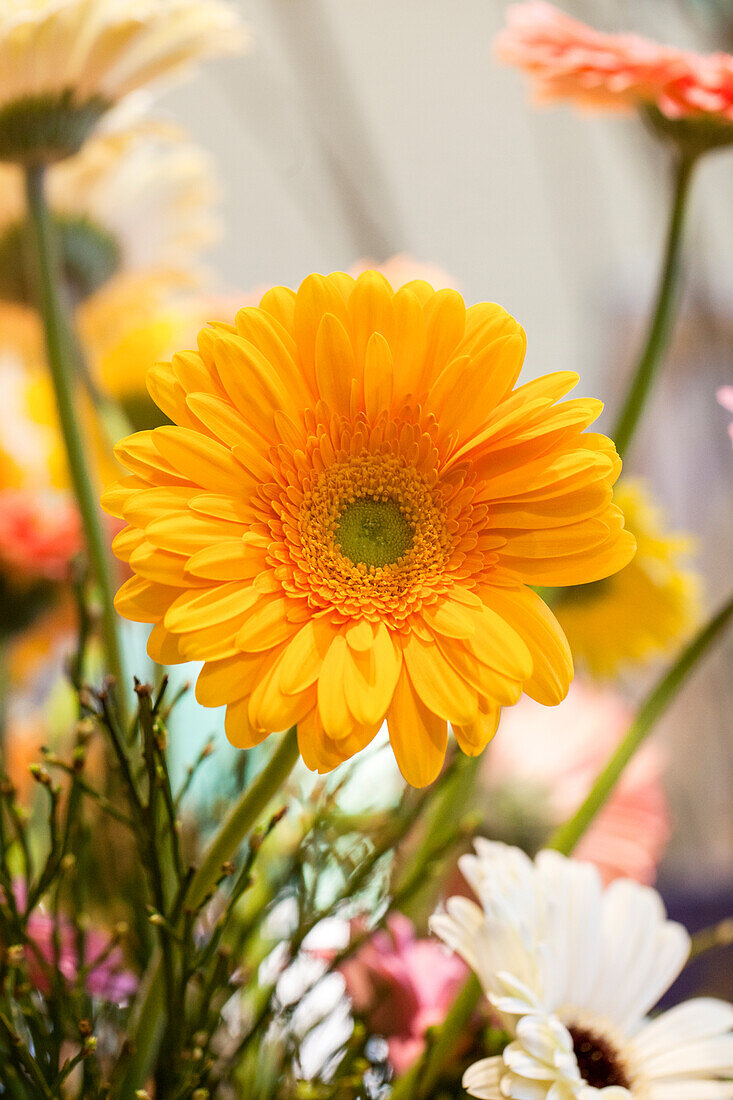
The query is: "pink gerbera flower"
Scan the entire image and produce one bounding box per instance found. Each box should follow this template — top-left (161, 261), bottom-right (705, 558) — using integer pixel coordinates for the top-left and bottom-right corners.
top-left (495, 1), bottom-right (733, 122)
top-left (340, 913), bottom-right (468, 1073)
top-left (0, 489), bottom-right (81, 583)
top-left (5, 883), bottom-right (137, 1004)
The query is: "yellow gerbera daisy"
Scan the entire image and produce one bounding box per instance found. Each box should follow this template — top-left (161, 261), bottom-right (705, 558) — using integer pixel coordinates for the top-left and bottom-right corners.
top-left (104, 272), bottom-right (635, 786)
top-left (0, 121), bottom-right (219, 305)
top-left (555, 479), bottom-right (701, 679)
top-left (0, 0), bottom-right (246, 163)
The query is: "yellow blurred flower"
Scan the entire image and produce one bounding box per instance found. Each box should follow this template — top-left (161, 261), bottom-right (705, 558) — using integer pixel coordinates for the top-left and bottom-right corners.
top-left (0, 122), bottom-right (220, 304)
top-left (0, 301), bottom-right (117, 491)
top-left (104, 271), bottom-right (635, 786)
top-left (0, 0), bottom-right (246, 162)
top-left (555, 479), bottom-right (701, 678)
top-left (79, 274), bottom-right (209, 402)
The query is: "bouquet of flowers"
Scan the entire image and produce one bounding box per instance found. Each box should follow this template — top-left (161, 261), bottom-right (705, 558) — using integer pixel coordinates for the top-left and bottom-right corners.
top-left (0, 2), bottom-right (730, 1098)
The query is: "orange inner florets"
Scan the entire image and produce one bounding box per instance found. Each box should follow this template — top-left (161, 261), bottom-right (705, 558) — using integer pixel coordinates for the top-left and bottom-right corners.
top-left (251, 408), bottom-right (498, 626)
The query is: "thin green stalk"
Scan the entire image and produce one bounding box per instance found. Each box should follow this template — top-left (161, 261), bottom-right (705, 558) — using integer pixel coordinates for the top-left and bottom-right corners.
top-left (23, 164), bottom-right (124, 690)
top-left (119, 726), bottom-right (300, 1098)
top-left (548, 593), bottom-right (733, 855)
top-left (613, 151), bottom-right (698, 457)
top-left (689, 918), bottom-right (733, 961)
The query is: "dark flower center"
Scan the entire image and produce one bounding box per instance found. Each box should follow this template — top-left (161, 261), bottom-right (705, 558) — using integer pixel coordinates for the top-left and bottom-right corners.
top-left (569, 1025), bottom-right (630, 1091)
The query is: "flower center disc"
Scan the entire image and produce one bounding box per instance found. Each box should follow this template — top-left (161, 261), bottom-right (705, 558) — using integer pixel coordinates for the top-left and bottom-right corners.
top-left (569, 1026), bottom-right (630, 1092)
top-left (335, 496), bottom-right (413, 569)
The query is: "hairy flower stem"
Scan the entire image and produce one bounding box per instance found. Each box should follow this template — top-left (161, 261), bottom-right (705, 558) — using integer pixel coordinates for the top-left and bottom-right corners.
top-left (612, 150), bottom-right (698, 458)
top-left (24, 164), bottom-right (124, 692)
top-left (120, 726), bottom-right (300, 1098)
top-left (548, 593), bottom-right (733, 855)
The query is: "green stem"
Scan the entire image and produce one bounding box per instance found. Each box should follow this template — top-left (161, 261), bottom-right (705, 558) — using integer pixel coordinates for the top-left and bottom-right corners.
top-left (612, 151), bottom-right (698, 458)
top-left (548, 593), bottom-right (733, 855)
top-left (689, 917), bottom-right (733, 961)
top-left (23, 164), bottom-right (124, 691)
top-left (119, 727), bottom-right (300, 1098)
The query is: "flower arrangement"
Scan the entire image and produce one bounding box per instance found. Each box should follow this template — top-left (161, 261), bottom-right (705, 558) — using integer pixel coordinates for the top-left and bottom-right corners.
top-left (0, 2), bottom-right (731, 1099)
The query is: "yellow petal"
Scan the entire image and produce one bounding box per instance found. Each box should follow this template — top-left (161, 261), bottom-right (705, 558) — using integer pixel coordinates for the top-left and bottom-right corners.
top-left (147, 623), bottom-right (187, 665)
top-left (453, 704), bottom-right (501, 757)
top-left (402, 633), bottom-right (478, 725)
top-left (387, 670), bottom-right (447, 788)
top-left (314, 312), bottom-right (358, 414)
top-left (115, 576), bottom-right (179, 623)
top-left (224, 697), bottom-right (270, 749)
top-left (348, 271), bottom-right (395, 366)
top-left (153, 425), bottom-right (252, 496)
top-left (316, 633), bottom-right (353, 738)
top-left (297, 709), bottom-right (349, 774)
top-left (481, 584), bottom-right (572, 706)
top-left (502, 527), bottom-right (637, 586)
top-left (195, 652), bottom-right (262, 707)
top-left (236, 594), bottom-right (300, 652)
top-left (363, 331), bottom-right (394, 421)
top-left (343, 622), bottom-right (401, 726)
top-left (185, 540), bottom-right (261, 580)
top-left (279, 617), bottom-right (334, 694)
top-left (165, 582), bottom-right (260, 633)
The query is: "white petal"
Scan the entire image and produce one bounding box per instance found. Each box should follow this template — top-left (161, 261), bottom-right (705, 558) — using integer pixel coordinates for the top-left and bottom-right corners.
top-left (536, 851), bottom-right (603, 1009)
top-left (646, 1082), bottom-right (733, 1100)
top-left (430, 897), bottom-right (487, 973)
top-left (587, 880), bottom-right (688, 1026)
top-left (641, 1034), bottom-right (733, 1077)
top-left (463, 1056), bottom-right (504, 1098)
top-left (631, 999), bottom-right (733, 1063)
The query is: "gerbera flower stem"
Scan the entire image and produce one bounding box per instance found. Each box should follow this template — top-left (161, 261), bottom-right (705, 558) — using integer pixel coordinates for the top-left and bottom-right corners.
top-left (120, 726), bottom-right (300, 1096)
top-left (612, 150), bottom-right (698, 457)
top-left (548, 592), bottom-right (733, 856)
top-left (23, 164), bottom-right (124, 692)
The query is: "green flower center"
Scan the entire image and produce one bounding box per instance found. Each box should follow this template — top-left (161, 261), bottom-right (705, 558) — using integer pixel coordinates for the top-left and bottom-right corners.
top-left (336, 496), bottom-right (414, 569)
top-left (0, 215), bottom-right (121, 306)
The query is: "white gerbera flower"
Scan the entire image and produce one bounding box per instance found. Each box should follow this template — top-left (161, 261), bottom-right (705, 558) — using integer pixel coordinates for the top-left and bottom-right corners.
top-left (1, 0), bottom-right (245, 101)
top-left (0, 0), bottom-right (246, 163)
top-left (431, 841), bottom-right (733, 1100)
top-left (0, 120), bottom-right (220, 303)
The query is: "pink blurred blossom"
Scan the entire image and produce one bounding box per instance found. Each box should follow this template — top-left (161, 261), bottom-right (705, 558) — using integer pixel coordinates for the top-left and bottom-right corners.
top-left (350, 255), bottom-right (458, 291)
top-left (340, 913), bottom-right (467, 1073)
top-left (495, 2), bottom-right (733, 121)
top-left (489, 681), bottom-right (670, 884)
top-left (717, 386), bottom-right (733, 446)
top-left (0, 490), bottom-right (81, 583)
top-left (6, 883), bottom-right (137, 1004)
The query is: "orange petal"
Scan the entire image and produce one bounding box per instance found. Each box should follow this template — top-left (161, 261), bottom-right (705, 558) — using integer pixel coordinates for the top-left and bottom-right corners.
top-left (402, 633), bottom-right (478, 725)
top-left (387, 670), bottom-right (447, 787)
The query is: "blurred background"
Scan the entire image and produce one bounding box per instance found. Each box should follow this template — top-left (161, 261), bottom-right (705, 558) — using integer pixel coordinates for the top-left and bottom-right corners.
top-left (154, 0), bottom-right (732, 891)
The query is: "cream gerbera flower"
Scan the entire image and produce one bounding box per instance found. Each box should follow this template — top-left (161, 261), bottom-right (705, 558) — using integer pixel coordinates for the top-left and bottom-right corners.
top-left (0, 121), bottom-right (220, 304)
top-left (0, 0), bottom-right (247, 163)
top-left (555, 480), bottom-right (701, 678)
top-left (103, 271), bottom-right (635, 786)
top-left (432, 841), bottom-right (733, 1100)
